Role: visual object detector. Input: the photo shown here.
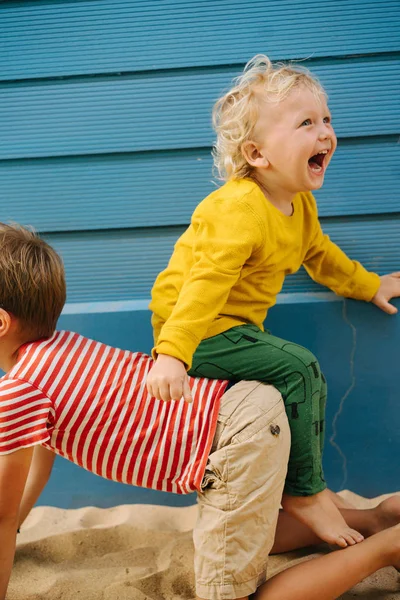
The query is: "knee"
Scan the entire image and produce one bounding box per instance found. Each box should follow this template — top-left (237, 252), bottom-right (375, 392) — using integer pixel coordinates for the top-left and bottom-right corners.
top-left (284, 344), bottom-right (320, 377)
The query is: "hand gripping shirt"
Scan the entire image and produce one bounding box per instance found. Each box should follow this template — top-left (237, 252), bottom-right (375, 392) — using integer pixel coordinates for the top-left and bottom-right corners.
top-left (0, 331), bottom-right (228, 494)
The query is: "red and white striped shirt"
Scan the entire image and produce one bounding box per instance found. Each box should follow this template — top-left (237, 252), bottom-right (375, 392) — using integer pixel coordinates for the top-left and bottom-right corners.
top-left (0, 331), bottom-right (228, 494)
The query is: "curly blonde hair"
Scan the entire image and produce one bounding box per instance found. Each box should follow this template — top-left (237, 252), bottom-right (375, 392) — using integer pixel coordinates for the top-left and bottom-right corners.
top-left (212, 54), bottom-right (326, 181)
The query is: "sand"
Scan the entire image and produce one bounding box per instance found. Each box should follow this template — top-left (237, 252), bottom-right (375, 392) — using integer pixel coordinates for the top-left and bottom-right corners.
top-left (8, 491), bottom-right (400, 600)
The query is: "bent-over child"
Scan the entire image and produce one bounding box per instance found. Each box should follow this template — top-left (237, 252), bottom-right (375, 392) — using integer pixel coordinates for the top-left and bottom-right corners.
top-left (147, 54), bottom-right (400, 548)
top-left (1, 223), bottom-right (400, 600)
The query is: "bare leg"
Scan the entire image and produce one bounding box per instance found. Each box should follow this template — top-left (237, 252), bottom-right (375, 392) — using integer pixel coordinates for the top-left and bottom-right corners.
top-left (255, 523), bottom-right (400, 600)
top-left (198, 524), bottom-right (400, 600)
top-left (197, 497), bottom-right (400, 600)
top-left (281, 489), bottom-right (364, 548)
top-left (273, 493), bottom-right (400, 554)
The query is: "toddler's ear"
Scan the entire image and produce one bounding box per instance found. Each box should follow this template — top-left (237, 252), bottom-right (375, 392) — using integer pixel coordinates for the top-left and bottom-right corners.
top-left (241, 140), bottom-right (269, 169)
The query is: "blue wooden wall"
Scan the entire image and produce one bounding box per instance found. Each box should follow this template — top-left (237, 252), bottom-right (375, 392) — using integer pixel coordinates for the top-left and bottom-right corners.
top-left (0, 0), bottom-right (399, 505)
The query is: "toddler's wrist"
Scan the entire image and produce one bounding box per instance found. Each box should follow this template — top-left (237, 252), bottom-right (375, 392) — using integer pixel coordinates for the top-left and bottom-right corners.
top-left (157, 353), bottom-right (184, 365)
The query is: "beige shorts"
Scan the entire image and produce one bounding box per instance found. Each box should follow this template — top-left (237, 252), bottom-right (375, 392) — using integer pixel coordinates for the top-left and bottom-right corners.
top-left (194, 381), bottom-right (290, 600)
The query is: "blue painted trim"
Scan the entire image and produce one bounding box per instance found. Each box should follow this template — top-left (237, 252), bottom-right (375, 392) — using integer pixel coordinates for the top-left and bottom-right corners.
top-left (62, 299), bottom-right (151, 314)
top-left (61, 292), bottom-right (343, 316)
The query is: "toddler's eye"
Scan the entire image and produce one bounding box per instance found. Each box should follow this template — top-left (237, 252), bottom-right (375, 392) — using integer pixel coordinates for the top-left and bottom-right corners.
top-left (301, 119), bottom-right (312, 126)
top-left (323, 116), bottom-right (331, 124)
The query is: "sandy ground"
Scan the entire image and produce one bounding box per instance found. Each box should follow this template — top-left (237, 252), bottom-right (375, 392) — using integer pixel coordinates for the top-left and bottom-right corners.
top-left (8, 491), bottom-right (400, 600)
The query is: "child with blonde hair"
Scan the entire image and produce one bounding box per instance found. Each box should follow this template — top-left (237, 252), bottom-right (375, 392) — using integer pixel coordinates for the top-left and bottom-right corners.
top-left (148, 54), bottom-right (400, 549)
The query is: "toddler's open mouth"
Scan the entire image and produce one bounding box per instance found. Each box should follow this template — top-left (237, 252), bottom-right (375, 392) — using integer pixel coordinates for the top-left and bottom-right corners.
top-left (308, 150), bottom-right (329, 173)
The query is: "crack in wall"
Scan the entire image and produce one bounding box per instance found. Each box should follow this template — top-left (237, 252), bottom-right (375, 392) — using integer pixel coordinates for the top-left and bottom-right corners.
top-left (329, 299), bottom-right (357, 489)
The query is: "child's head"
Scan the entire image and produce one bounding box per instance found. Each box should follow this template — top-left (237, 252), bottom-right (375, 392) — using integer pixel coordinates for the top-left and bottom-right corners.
top-left (0, 223), bottom-right (66, 342)
top-left (212, 54), bottom-right (336, 190)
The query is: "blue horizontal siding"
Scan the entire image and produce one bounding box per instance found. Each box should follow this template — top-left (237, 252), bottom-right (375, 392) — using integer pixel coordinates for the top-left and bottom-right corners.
top-left (0, 57), bottom-right (399, 159)
top-left (0, 137), bottom-right (399, 231)
top-left (1, 0), bottom-right (399, 81)
top-left (43, 216), bottom-right (400, 303)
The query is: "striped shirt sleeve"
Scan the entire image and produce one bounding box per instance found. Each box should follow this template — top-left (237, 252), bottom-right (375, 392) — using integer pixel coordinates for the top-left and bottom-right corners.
top-left (0, 379), bottom-right (51, 455)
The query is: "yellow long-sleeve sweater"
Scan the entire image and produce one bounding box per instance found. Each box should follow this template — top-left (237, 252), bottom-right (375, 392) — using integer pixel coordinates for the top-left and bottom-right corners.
top-left (150, 178), bottom-right (380, 368)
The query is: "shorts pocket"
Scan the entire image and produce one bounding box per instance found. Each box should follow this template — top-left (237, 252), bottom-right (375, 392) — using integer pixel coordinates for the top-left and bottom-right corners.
top-left (231, 401), bottom-right (285, 445)
top-left (200, 450), bottom-right (227, 491)
top-left (201, 470), bottom-right (223, 491)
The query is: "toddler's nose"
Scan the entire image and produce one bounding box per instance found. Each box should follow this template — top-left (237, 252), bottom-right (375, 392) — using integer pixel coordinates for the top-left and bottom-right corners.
top-left (318, 125), bottom-right (331, 141)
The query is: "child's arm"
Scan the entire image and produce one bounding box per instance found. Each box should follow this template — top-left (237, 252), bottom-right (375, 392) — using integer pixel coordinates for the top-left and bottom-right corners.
top-left (0, 447), bottom-right (34, 600)
top-left (301, 196), bottom-right (400, 310)
top-left (304, 222), bottom-right (400, 312)
top-left (148, 199), bottom-right (264, 402)
top-left (18, 445), bottom-right (55, 528)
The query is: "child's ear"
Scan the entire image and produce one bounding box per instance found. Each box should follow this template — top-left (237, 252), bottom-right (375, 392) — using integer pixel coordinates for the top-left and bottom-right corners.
top-left (241, 140), bottom-right (269, 169)
top-left (0, 309), bottom-right (12, 338)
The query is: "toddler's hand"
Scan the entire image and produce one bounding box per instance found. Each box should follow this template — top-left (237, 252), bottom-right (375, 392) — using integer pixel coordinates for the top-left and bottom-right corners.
top-left (146, 354), bottom-right (192, 403)
top-left (371, 272), bottom-right (400, 315)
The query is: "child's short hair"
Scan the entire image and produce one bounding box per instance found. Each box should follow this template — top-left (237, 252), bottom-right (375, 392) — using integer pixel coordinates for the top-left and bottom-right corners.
top-left (0, 223), bottom-right (66, 340)
top-left (212, 54), bottom-right (326, 181)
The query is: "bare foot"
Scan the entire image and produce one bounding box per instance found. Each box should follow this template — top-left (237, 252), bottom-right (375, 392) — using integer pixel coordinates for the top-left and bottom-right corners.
top-left (282, 490), bottom-right (364, 548)
top-left (369, 495), bottom-right (400, 536)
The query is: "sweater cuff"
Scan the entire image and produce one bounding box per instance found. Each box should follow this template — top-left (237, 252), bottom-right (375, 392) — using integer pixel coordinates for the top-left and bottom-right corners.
top-left (153, 327), bottom-right (199, 369)
top-left (351, 271), bottom-right (381, 302)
